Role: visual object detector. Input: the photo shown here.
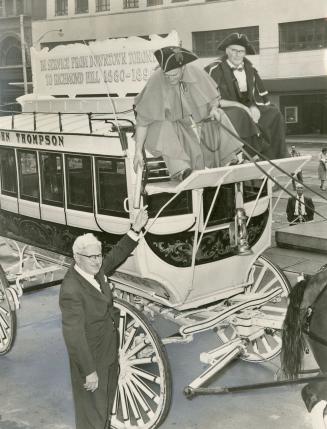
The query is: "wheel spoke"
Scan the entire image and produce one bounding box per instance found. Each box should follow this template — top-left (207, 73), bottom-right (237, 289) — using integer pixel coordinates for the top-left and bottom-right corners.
top-left (129, 357), bottom-right (157, 365)
top-left (125, 338), bottom-right (150, 360)
top-left (0, 306), bottom-right (9, 317)
top-left (259, 278), bottom-right (279, 294)
top-left (119, 311), bottom-right (127, 349)
top-left (122, 322), bottom-right (138, 353)
top-left (123, 382), bottom-right (141, 422)
top-left (0, 321), bottom-right (8, 341)
top-left (131, 367), bottom-right (160, 384)
top-left (130, 374), bottom-right (159, 403)
top-left (261, 336), bottom-right (272, 353)
top-left (112, 299), bottom-right (171, 429)
top-left (119, 384), bottom-right (130, 422)
top-left (0, 312), bottom-right (9, 330)
top-left (251, 265), bottom-right (268, 293)
top-left (128, 378), bottom-right (154, 416)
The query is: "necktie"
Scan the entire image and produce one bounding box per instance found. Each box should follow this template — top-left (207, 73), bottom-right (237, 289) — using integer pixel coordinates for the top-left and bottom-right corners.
top-left (298, 199), bottom-right (303, 221)
top-left (231, 66), bottom-right (244, 72)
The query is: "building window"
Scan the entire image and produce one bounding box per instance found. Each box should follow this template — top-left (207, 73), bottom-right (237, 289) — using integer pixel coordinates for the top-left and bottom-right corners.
top-left (5, 46), bottom-right (22, 65)
top-left (16, 0), bottom-right (24, 14)
top-left (4, 0), bottom-right (13, 15)
top-left (285, 106), bottom-right (298, 124)
top-left (0, 148), bottom-right (17, 196)
top-left (96, 157), bottom-right (128, 217)
top-left (66, 155), bottom-right (93, 212)
top-left (40, 153), bottom-right (64, 206)
top-left (55, 0), bottom-right (68, 16)
top-left (18, 151), bottom-right (39, 201)
top-left (147, 0), bottom-right (162, 5)
top-left (193, 26), bottom-right (259, 57)
top-left (123, 0), bottom-right (138, 8)
top-left (96, 0), bottom-right (110, 11)
top-left (279, 19), bottom-right (327, 52)
top-left (75, 0), bottom-right (88, 14)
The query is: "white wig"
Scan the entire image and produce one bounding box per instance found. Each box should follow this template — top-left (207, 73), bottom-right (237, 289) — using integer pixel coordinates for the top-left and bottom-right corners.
top-left (72, 233), bottom-right (101, 255)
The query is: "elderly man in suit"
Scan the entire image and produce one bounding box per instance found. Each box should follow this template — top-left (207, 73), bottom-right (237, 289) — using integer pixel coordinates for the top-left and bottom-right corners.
top-left (205, 33), bottom-right (287, 160)
top-left (59, 207), bottom-right (148, 429)
top-left (286, 183), bottom-right (314, 225)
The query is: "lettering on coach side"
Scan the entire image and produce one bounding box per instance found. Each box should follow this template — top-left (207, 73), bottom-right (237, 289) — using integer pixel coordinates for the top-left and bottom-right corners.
top-left (15, 132), bottom-right (64, 147)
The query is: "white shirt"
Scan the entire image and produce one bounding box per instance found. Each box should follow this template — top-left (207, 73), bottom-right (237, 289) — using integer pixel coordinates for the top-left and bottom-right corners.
top-left (73, 230), bottom-right (139, 292)
top-left (294, 195), bottom-right (306, 216)
top-left (74, 264), bottom-right (102, 293)
top-left (227, 59), bottom-right (247, 92)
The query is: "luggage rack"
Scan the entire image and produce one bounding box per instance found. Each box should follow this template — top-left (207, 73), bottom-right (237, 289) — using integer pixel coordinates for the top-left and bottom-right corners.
top-left (0, 110), bottom-right (136, 137)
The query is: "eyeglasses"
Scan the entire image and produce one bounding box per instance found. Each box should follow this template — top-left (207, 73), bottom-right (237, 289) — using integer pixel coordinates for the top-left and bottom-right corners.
top-left (164, 68), bottom-right (183, 78)
top-left (229, 48), bottom-right (246, 55)
top-left (77, 253), bottom-right (103, 261)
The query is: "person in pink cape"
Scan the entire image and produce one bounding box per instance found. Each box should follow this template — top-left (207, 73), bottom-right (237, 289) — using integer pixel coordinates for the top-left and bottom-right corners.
top-left (133, 46), bottom-right (243, 181)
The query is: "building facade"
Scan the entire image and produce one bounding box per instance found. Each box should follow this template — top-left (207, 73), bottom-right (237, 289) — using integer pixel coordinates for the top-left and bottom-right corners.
top-left (32, 0), bottom-right (327, 135)
top-left (0, 0), bottom-right (46, 112)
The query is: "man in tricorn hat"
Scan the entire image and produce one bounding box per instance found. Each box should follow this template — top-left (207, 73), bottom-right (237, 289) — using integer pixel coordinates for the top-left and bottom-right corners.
top-left (133, 45), bottom-right (243, 181)
top-left (205, 33), bottom-right (287, 160)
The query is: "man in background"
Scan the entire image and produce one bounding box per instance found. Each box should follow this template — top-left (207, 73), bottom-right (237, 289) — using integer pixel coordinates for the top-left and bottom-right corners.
top-left (286, 183), bottom-right (314, 225)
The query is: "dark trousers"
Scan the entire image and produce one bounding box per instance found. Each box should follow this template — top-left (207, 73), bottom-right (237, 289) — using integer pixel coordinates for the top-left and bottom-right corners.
top-left (258, 105), bottom-right (287, 159)
top-left (72, 360), bottom-right (119, 429)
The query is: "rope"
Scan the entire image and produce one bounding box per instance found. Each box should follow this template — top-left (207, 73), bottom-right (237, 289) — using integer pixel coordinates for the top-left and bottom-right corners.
top-left (215, 118), bottom-right (327, 221)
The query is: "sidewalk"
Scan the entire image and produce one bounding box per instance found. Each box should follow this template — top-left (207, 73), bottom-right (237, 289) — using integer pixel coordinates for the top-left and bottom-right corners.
top-left (286, 134), bottom-right (327, 147)
top-left (264, 244), bottom-right (327, 285)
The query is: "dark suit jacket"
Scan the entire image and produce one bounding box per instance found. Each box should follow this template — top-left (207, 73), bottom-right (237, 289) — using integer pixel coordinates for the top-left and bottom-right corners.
top-left (59, 234), bottom-right (137, 429)
top-left (286, 196), bottom-right (315, 224)
top-left (205, 56), bottom-right (270, 107)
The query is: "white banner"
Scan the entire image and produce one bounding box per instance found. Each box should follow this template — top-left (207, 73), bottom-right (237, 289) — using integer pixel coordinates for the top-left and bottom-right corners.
top-left (31, 31), bottom-right (180, 97)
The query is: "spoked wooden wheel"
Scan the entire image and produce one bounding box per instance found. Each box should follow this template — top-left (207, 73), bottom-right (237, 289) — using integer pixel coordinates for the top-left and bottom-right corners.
top-left (0, 264), bottom-right (17, 355)
top-left (217, 255), bottom-right (290, 363)
top-left (111, 299), bottom-right (172, 429)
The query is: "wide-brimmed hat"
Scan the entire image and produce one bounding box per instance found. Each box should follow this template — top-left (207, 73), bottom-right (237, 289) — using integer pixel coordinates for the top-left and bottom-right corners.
top-left (154, 46), bottom-right (198, 72)
top-left (218, 33), bottom-right (256, 55)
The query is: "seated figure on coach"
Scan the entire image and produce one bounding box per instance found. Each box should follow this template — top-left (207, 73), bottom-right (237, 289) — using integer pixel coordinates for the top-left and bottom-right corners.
top-left (205, 33), bottom-right (287, 160)
top-left (133, 45), bottom-right (243, 182)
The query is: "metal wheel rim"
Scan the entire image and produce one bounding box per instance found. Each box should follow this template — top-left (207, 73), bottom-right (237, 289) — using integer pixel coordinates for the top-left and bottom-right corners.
top-left (217, 255), bottom-right (290, 363)
top-left (111, 300), bottom-right (169, 429)
top-left (0, 269), bottom-right (15, 355)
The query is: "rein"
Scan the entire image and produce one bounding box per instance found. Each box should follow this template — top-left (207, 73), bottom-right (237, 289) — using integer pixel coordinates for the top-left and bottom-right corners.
top-left (302, 281), bottom-right (327, 347)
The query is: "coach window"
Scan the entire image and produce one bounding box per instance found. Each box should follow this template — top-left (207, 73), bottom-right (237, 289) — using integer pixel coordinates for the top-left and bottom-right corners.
top-left (40, 153), bottom-right (64, 206)
top-left (66, 155), bottom-right (93, 212)
top-left (18, 150), bottom-right (39, 201)
top-left (96, 157), bottom-right (128, 217)
top-left (0, 148), bottom-right (17, 196)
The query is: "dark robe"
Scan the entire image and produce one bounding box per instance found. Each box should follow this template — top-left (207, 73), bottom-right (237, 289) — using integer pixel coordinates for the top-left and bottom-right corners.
top-left (59, 235), bottom-right (137, 429)
top-left (205, 56), bottom-right (287, 159)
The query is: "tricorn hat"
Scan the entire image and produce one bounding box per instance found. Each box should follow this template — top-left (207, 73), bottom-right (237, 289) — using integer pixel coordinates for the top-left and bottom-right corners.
top-left (154, 46), bottom-right (198, 72)
top-left (218, 33), bottom-right (256, 55)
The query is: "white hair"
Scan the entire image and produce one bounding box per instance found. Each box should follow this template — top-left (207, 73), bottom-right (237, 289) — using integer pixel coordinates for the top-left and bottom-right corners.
top-left (72, 233), bottom-right (101, 255)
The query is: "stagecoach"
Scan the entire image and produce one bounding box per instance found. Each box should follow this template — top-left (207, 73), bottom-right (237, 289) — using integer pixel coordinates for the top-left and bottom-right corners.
top-left (0, 34), bottom-right (310, 429)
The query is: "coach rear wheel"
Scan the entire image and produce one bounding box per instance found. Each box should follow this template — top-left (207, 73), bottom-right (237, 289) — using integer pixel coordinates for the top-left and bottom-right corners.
top-left (217, 255), bottom-right (291, 363)
top-left (0, 264), bottom-right (17, 355)
top-left (112, 299), bottom-right (172, 429)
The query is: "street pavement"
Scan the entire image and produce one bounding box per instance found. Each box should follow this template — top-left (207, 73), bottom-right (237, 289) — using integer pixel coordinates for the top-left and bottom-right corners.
top-left (0, 285), bottom-right (317, 429)
top-left (0, 141), bottom-right (326, 429)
